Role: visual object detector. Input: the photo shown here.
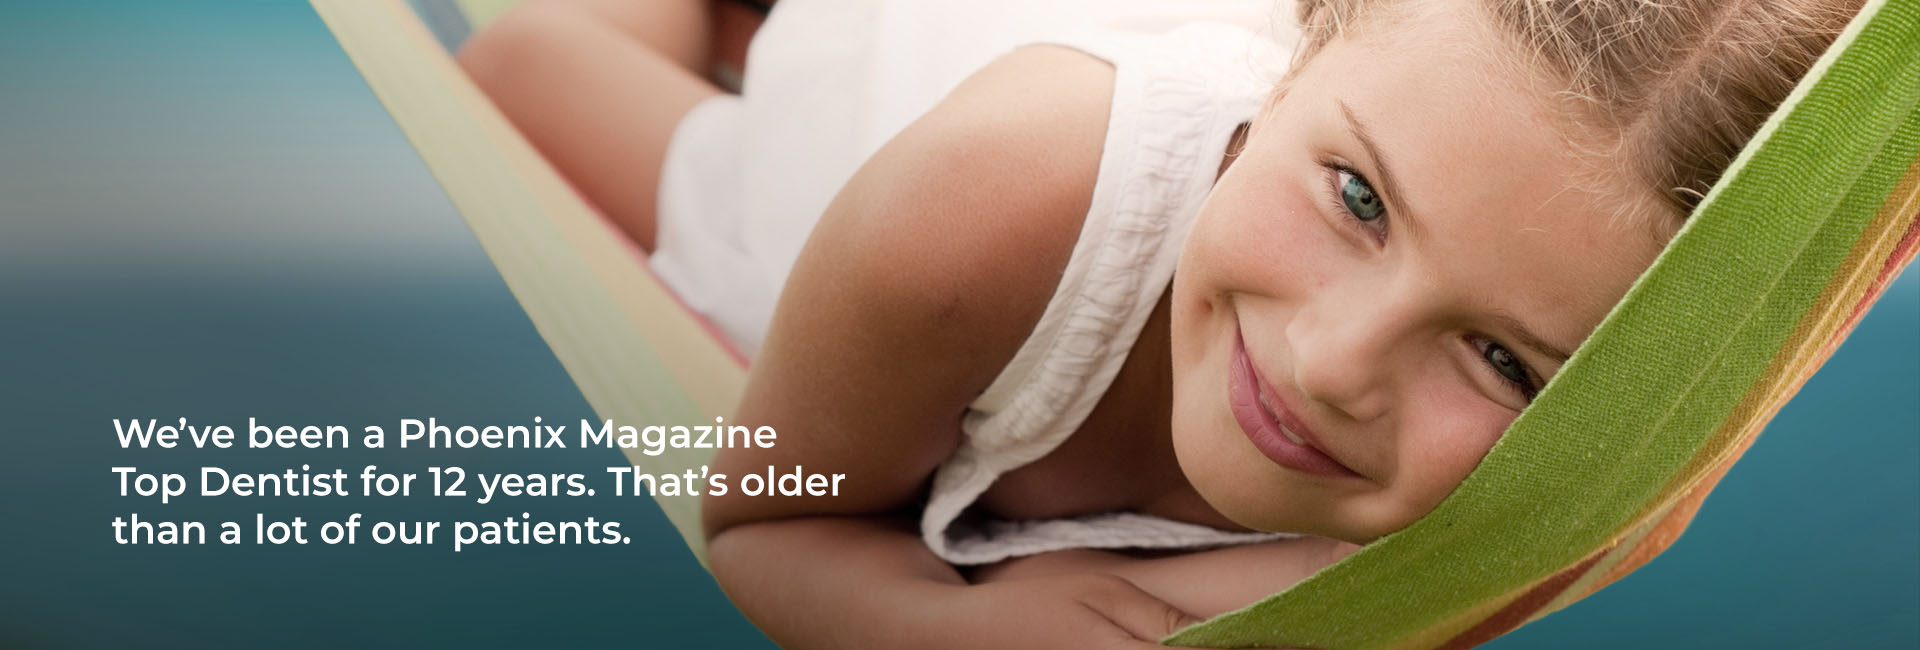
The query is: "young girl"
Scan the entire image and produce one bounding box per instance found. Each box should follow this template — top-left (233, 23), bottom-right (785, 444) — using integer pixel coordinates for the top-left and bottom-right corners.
top-left (458, 0), bottom-right (1860, 647)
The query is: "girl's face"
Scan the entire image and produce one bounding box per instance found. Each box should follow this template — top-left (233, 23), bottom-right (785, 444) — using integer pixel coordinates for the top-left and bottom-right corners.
top-left (1169, 6), bottom-right (1671, 544)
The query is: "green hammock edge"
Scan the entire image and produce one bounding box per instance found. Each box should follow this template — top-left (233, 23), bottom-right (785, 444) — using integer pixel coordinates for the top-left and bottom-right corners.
top-left (1168, 1), bottom-right (1920, 647)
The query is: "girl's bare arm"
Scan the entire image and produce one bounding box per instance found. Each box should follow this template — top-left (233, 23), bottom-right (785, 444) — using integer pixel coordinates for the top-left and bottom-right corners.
top-left (702, 46), bottom-right (1225, 648)
top-left (969, 536), bottom-right (1366, 619)
top-left (711, 514), bottom-right (1233, 649)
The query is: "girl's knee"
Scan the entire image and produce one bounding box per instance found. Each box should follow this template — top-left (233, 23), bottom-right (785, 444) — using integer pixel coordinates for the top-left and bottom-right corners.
top-left (455, 3), bottom-right (579, 92)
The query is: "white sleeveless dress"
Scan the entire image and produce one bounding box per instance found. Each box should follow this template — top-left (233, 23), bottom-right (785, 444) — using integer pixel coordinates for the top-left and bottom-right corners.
top-left (650, 0), bottom-right (1303, 565)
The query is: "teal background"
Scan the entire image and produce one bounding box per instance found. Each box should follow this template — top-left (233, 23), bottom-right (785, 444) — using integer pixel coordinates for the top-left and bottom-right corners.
top-left (1, 2), bottom-right (1913, 648)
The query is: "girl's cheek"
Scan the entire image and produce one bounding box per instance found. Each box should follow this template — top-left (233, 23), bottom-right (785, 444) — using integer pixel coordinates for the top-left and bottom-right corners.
top-left (1408, 387), bottom-right (1512, 491)
top-left (1192, 173), bottom-right (1327, 296)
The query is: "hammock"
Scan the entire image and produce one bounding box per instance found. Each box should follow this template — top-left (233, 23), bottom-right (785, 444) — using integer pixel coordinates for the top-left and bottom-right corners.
top-left (309, 0), bottom-right (1920, 647)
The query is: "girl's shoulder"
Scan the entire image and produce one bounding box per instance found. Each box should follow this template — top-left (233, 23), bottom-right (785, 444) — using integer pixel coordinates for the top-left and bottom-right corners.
top-left (823, 43), bottom-right (1119, 348)
top-left (708, 45), bottom-right (1119, 534)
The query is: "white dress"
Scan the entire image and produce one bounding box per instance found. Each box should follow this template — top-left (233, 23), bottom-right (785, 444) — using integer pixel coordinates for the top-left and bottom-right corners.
top-left (651, 0), bottom-right (1303, 565)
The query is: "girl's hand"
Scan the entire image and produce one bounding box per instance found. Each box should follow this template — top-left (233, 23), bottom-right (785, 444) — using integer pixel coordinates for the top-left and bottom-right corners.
top-left (946, 573), bottom-right (1301, 650)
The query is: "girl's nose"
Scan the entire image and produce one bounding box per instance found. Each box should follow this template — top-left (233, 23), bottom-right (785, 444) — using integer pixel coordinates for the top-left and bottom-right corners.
top-left (1285, 293), bottom-right (1398, 423)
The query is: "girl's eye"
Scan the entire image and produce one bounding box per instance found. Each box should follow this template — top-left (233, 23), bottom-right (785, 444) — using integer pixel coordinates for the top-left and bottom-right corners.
top-left (1337, 168), bottom-right (1386, 223)
top-left (1475, 338), bottom-right (1539, 401)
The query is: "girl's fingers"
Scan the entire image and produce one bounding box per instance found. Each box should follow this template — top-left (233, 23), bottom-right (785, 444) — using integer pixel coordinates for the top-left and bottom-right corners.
top-left (1075, 574), bottom-right (1205, 642)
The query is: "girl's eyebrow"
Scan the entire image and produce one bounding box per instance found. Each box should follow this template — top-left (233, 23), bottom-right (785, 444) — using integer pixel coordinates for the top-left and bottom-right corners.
top-left (1338, 101), bottom-right (1425, 241)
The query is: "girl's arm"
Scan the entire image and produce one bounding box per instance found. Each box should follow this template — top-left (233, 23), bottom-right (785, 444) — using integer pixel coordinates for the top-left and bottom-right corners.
top-left (702, 46), bottom-right (1215, 648)
top-left (710, 514), bottom-right (1219, 649)
top-left (969, 536), bottom-right (1366, 619)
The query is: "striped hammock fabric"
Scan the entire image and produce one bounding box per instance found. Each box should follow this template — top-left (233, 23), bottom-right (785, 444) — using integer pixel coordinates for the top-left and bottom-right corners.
top-left (310, 0), bottom-right (1920, 647)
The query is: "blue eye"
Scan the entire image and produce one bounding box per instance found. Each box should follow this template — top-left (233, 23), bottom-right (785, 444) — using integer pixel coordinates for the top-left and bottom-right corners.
top-left (1338, 169), bottom-right (1385, 222)
top-left (1478, 340), bottom-right (1538, 400)
top-left (1484, 344), bottom-right (1526, 384)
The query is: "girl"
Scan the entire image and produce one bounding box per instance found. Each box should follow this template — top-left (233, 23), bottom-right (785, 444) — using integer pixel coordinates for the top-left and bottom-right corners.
top-left (458, 0), bottom-right (1860, 647)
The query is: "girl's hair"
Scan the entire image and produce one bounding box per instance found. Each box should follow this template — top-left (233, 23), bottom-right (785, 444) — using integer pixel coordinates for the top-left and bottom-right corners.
top-left (1290, 0), bottom-right (1864, 224)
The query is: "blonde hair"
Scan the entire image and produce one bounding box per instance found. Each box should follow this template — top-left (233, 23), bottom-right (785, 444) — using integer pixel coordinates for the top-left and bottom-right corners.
top-left (1290, 0), bottom-right (1863, 223)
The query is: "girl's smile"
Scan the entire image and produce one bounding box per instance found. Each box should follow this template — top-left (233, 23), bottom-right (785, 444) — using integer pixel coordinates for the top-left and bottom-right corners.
top-left (1229, 326), bottom-right (1367, 481)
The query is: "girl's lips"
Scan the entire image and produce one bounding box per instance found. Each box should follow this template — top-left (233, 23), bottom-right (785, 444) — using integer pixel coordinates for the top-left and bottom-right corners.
top-left (1229, 330), bottom-right (1364, 480)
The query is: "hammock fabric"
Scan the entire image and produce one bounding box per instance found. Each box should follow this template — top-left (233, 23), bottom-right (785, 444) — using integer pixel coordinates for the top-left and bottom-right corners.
top-left (311, 0), bottom-right (1920, 647)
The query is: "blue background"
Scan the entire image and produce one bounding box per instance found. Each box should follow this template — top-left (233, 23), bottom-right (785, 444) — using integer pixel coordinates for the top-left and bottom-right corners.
top-left (1, 2), bottom-right (1913, 648)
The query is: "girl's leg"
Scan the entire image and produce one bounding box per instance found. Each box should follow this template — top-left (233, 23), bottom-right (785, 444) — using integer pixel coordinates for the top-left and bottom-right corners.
top-left (551, 0), bottom-right (713, 74)
top-left (457, 0), bottom-right (721, 252)
top-left (555, 0), bottom-right (768, 91)
top-left (712, 0), bottom-right (772, 85)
